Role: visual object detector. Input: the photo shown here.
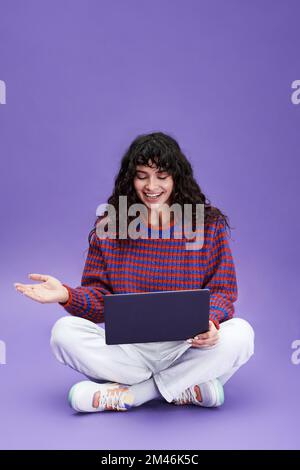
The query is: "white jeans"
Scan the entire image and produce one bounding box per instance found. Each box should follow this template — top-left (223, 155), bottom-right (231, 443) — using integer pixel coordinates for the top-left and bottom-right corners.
top-left (50, 316), bottom-right (255, 403)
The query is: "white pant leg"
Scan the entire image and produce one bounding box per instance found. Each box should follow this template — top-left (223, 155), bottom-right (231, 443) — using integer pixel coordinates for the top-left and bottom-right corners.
top-left (50, 316), bottom-right (152, 385)
top-left (154, 318), bottom-right (255, 402)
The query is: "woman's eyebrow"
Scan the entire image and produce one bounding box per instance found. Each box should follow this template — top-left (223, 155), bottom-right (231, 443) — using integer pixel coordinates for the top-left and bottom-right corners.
top-left (136, 168), bottom-right (168, 174)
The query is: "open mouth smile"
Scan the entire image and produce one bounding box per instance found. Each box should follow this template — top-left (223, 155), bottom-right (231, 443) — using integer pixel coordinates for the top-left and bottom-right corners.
top-left (143, 192), bottom-right (163, 200)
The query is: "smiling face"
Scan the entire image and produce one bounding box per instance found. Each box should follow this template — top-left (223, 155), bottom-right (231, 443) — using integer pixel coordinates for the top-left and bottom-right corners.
top-left (133, 161), bottom-right (174, 209)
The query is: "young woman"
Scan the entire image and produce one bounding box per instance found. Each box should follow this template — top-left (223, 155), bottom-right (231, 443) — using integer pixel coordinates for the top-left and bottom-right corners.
top-left (14, 132), bottom-right (254, 413)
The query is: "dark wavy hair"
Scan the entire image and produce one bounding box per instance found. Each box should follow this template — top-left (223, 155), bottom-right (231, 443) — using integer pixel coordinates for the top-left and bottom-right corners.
top-left (89, 131), bottom-right (231, 244)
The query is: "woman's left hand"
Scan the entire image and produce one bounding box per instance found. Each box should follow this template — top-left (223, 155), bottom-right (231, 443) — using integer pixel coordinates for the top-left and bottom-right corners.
top-left (187, 320), bottom-right (219, 348)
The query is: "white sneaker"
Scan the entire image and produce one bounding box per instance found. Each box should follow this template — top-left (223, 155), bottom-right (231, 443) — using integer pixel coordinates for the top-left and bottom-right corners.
top-left (172, 378), bottom-right (224, 407)
top-left (68, 380), bottom-right (135, 412)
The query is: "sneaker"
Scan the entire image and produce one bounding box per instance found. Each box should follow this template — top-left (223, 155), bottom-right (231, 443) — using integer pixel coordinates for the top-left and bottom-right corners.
top-left (172, 378), bottom-right (224, 407)
top-left (68, 380), bottom-right (135, 412)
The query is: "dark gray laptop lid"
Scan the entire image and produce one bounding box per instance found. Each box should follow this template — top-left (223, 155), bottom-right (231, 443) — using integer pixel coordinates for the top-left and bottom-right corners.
top-left (103, 289), bottom-right (210, 345)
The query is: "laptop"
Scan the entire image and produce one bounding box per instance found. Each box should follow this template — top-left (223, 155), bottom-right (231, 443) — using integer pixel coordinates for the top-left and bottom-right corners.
top-left (103, 288), bottom-right (210, 345)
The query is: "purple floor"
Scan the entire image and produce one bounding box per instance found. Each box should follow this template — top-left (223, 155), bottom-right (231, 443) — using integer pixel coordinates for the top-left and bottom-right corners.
top-left (1, 286), bottom-right (299, 450)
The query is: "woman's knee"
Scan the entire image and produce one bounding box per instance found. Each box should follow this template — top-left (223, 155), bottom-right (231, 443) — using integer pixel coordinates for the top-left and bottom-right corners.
top-left (221, 317), bottom-right (255, 360)
top-left (50, 316), bottom-right (88, 350)
top-left (233, 317), bottom-right (255, 359)
top-left (230, 317), bottom-right (254, 337)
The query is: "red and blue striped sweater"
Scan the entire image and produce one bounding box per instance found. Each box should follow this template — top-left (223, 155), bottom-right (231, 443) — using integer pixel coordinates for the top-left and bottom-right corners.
top-left (59, 216), bottom-right (238, 329)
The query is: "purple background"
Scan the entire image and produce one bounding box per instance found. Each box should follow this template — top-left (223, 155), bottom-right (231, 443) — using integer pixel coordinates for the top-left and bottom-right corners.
top-left (1, 0), bottom-right (299, 450)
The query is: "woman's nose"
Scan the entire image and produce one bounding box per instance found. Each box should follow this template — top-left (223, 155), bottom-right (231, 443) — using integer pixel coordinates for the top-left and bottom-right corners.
top-left (145, 177), bottom-right (160, 191)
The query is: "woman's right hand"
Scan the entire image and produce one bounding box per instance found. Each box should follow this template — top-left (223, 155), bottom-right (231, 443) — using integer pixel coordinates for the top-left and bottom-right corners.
top-left (14, 273), bottom-right (69, 304)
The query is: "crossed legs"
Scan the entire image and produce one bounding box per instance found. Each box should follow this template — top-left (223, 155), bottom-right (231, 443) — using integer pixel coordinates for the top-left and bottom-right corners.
top-left (50, 316), bottom-right (254, 408)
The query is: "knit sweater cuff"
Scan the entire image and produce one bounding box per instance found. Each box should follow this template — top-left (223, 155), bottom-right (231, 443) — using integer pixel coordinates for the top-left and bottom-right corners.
top-left (209, 318), bottom-right (220, 330)
top-left (58, 283), bottom-right (74, 308)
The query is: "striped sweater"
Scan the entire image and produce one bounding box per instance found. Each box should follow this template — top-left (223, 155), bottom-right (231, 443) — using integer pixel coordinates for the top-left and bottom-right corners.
top-left (59, 216), bottom-right (238, 328)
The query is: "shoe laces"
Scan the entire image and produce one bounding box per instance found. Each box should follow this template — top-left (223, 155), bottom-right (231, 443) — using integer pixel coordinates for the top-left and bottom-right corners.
top-left (174, 386), bottom-right (196, 405)
top-left (98, 385), bottom-right (129, 411)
